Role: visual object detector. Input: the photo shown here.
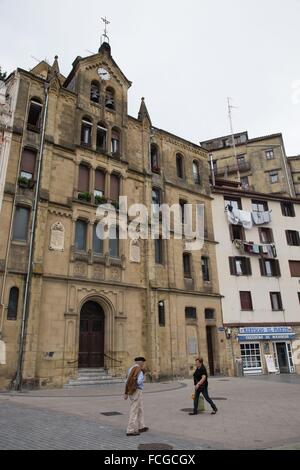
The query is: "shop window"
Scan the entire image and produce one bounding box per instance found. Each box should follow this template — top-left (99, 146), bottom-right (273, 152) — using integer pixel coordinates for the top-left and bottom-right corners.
top-left (240, 343), bottom-right (262, 371)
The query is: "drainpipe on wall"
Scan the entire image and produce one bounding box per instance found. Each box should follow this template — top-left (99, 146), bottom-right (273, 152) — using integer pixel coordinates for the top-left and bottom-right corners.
top-left (15, 82), bottom-right (50, 391)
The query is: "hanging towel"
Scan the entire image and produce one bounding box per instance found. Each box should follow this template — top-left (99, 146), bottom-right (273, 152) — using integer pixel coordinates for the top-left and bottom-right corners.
top-left (252, 211), bottom-right (272, 225)
top-left (227, 209), bottom-right (239, 225)
top-left (238, 210), bottom-right (253, 230)
top-left (252, 244), bottom-right (260, 254)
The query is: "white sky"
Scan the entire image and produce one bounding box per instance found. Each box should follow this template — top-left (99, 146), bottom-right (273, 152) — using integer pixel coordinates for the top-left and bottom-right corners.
top-left (1, 0), bottom-right (300, 155)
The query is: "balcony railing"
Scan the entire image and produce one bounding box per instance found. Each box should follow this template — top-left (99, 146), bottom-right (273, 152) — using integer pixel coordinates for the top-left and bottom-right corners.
top-left (215, 161), bottom-right (251, 177)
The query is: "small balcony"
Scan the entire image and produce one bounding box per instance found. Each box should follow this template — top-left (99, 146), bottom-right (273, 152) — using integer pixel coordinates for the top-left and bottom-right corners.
top-left (215, 161), bottom-right (251, 177)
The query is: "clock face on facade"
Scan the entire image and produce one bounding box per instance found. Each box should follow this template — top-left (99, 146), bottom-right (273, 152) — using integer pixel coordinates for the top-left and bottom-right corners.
top-left (98, 67), bottom-right (110, 81)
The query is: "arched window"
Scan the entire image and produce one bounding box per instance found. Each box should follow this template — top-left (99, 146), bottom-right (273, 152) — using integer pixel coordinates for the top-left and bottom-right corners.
top-left (151, 144), bottom-right (160, 173)
top-left (96, 122), bottom-right (107, 151)
top-left (27, 98), bottom-right (43, 131)
top-left (158, 301), bottom-right (165, 327)
top-left (193, 160), bottom-right (201, 185)
top-left (105, 87), bottom-right (115, 110)
top-left (111, 128), bottom-right (121, 156)
top-left (81, 117), bottom-right (93, 146)
top-left (90, 81), bottom-right (100, 103)
top-left (7, 287), bottom-right (19, 321)
top-left (176, 153), bottom-right (184, 179)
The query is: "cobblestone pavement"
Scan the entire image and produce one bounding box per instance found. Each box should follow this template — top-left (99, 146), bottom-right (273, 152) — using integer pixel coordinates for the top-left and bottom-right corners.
top-left (1, 375), bottom-right (300, 450)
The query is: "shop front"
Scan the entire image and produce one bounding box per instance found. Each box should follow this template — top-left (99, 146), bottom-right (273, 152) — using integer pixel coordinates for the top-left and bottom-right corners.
top-left (237, 327), bottom-right (296, 375)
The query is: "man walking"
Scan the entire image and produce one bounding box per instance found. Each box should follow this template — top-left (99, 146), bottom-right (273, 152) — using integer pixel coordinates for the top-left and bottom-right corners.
top-left (189, 357), bottom-right (218, 416)
top-left (124, 357), bottom-right (149, 436)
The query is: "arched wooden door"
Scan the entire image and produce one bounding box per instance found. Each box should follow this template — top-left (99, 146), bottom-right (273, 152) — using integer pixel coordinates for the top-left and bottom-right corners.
top-left (79, 301), bottom-right (105, 368)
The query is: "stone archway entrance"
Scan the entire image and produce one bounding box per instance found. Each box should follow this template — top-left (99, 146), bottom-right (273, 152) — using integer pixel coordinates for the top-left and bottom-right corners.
top-left (79, 301), bottom-right (105, 368)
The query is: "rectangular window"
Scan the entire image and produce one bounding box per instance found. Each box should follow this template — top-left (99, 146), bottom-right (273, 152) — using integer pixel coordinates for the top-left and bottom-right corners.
top-left (237, 154), bottom-right (246, 165)
top-left (252, 200), bottom-right (269, 212)
top-left (20, 149), bottom-right (36, 180)
top-left (289, 261), bottom-right (300, 277)
top-left (241, 176), bottom-right (249, 189)
top-left (205, 309), bottom-right (215, 320)
top-left (230, 224), bottom-right (245, 241)
top-left (240, 343), bottom-right (262, 371)
top-left (27, 100), bottom-right (42, 130)
top-left (240, 291), bottom-right (253, 311)
top-left (81, 120), bottom-right (92, 146)
top-left (259, 259), bottom-right (281, 277)
top-left (185, 307), bottom-right (197, 320)
top-left (155, 238), bottom-right (163, 265)
top-left (179, 199), bottom-right (187, 224)
top-left (110, 174), bottom-right (120, 201)
top-left (75, 220), bottom-right (87, 251)
top-left (286, 230), bottom-right (300, 246)
top-left (158, 302), bottom-right (165, 327)
top-left (109, 226), bottom-right (119, 258)
top-left (13, 207), bottom-right (30, 241)
top-left (266, 149), bottom-right (274, 160)
top-left (269, 172), bottom-right (279, 184)
top-left (201, 257), bottom-right (210, 281)
top-left (259, 227), bottom-right (274, 244)
top-left (96, 126), bottom-right (107, 151)
top-left (93, 224), bottom-right (103, 255)
top-left (229, 257), bottom-right (252, 276)
top-left (183, 253), bottom-right (192, 278)
top-left (224, 197), bottom-right (242, 211)
top-left (270, 292), bottom-right (283, 311)
top-left (281, 202), bottom-right (295, 217)
top-left (95, 169), bottom-right (105, 197)
top-left (78, 165), bottom-right (90, 193)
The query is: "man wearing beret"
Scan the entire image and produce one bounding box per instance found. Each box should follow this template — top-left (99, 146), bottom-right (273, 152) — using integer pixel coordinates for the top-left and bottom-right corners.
top-left (124, 357), bottom-right (149, 436)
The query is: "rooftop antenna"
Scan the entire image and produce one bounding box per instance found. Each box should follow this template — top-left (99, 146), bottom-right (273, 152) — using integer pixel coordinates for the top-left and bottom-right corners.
top-left (101, 16), bottom-right (110, 46)
top-left (227, 97), bottom-right (241, 184)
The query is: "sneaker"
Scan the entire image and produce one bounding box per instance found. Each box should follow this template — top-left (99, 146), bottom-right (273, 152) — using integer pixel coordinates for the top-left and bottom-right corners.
top-left (139, 427), bottom-right (149, 433)
top-left (189, 412), bottom-right (198, 415)
top-left (126, 432), bottom-right (140, 436)
top-left (211, 409), bottom-right (218, 415)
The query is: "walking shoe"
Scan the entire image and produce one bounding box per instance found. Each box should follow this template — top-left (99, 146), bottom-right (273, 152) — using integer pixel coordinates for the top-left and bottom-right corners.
top-left (139, 427), bottom-right (149, 433)
top-left (126, 432), bottom-right (140, 436)
top-left (211, 408), bottom-right (218, 415)
top-left (189, 412), bottom-right (198, 415)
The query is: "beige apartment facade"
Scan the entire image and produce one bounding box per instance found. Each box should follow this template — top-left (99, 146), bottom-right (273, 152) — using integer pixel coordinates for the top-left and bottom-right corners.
top-left (288, 155), bottom-right (300, 197)
top-left (201, 131), bottom-right (296, 198)
top-left (211, 180), bottom-right (300, 376)
top-left (0, 43), bottom-right (227, 389)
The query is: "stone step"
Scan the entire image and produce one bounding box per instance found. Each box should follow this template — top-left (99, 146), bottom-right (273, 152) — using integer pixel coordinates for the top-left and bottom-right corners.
top-left (65, 378), bottom-right (124, 388)
top-left (76, 373), bottom-right (113, 379)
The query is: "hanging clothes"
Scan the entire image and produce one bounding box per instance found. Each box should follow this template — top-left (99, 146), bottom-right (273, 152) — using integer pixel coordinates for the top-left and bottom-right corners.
top-left (252, 211), bottom-right (271, 225)
top-left (238, 210), bottom-right (253, 230)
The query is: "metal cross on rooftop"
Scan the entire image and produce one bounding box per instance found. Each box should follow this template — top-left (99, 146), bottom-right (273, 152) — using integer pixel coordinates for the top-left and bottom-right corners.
top-left (101, 17), bottom-right (110, 44)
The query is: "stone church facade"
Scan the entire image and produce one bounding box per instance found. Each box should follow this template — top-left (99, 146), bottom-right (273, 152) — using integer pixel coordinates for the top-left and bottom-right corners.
top-left (0, 42), bottom-right (228, 389)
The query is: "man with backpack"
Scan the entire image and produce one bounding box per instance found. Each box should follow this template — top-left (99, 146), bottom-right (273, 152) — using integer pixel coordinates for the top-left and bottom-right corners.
top-left (124, 357), bottom-right (149, 436)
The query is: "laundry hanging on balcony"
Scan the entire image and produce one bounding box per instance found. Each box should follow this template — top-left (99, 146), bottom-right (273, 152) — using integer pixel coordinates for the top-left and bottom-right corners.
top-left (233, 239), bottom-right (277, 258)
top-left (227, 206), bottom-right (253, 229)
top-left (252, 211), bottom-right (272, 225)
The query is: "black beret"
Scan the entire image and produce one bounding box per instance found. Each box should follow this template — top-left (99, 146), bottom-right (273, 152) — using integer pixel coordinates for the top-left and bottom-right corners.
top-left (135, 357), bottom-right (146, 362)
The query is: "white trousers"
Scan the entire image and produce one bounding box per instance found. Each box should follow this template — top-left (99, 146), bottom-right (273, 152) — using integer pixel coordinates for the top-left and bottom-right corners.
top-left (127, 389), bottom-right (145, 433)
